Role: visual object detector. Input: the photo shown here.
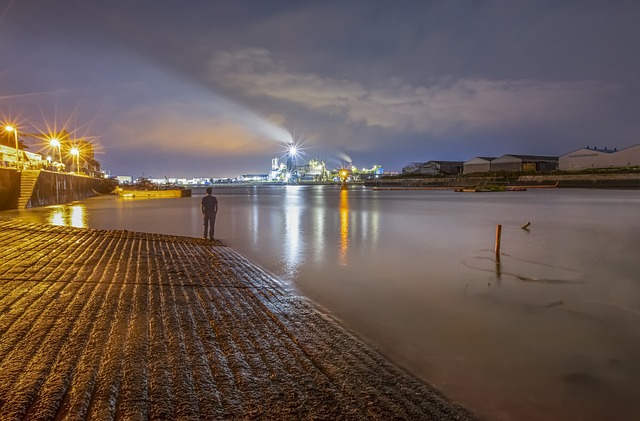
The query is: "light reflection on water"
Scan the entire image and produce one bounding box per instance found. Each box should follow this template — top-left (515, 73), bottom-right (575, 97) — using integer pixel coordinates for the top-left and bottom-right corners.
top-left (46, 204), bottom-right (87, 228)
top-left (283, 186), bottom-right (303, 279)
top-left (339, 187), bottom-right (349, 265)
top-left (2, 187), bottom-right (640, 421)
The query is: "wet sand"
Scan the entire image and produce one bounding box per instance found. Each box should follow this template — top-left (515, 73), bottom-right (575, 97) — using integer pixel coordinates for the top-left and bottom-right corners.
top-left (0, 221), bottom-right (476, 420)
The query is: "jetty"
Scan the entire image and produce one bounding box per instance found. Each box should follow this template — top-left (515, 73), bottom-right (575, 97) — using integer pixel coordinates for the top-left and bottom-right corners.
top-left (0, 221), bottom-right (475, 420)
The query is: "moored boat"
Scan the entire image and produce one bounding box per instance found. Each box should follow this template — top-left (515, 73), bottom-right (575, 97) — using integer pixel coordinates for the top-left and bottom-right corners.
top-left (116, 177), bottom-right (191, 198)
top-left (115, 187), bottom-right (191, 198)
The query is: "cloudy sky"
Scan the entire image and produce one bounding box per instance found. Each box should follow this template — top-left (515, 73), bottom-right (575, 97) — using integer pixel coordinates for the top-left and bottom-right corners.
top-left (1, 0), bottom-right (639, 177)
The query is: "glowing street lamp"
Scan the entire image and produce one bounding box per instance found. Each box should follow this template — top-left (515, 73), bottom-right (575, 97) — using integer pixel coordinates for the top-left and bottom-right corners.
top-left (49, 138), bottom-right (62, 164)
top-left (70, 147), bottom-right (80, 173)
top-left (4, 125), bottom-right (20, 169)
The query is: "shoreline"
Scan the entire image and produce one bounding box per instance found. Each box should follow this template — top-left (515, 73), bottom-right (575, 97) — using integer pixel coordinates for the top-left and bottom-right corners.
top-left (364, 173), bottom-right (640, 190)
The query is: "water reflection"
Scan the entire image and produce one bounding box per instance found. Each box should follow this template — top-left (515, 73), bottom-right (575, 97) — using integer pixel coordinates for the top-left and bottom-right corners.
top-left (339, 188), bottom-right (350, 265)
top-left (283, 186), bottom-right (303, 278)
top-left (312, 188), bottom-right (326, 264)
top-left (46, 204), bottom-right (87, 228)
top-left (250, 188), bottom-right (260, 244)
top-left (70, 205), bottom-right (85, 227)
top-left (49, 207), bottom-right (65, 226)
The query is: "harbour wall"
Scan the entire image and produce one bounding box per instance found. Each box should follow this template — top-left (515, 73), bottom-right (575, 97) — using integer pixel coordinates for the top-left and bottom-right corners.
top-left (0, 168), bottom-right (20, 210)
top-left (0, 168), bottom-right (117, 211)
top-left (366, 173), bottom-right (640, 189)
top-left (519, 173), bottom-right (640, 188)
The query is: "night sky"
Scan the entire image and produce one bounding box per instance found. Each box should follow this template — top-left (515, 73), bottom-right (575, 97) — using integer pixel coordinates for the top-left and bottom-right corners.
top-left (2, 0), bottom-right (639, 178)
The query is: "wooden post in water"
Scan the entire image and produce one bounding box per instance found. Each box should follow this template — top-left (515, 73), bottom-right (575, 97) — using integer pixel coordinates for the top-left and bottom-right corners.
top-left (495, 224), bottom-right (502, 255)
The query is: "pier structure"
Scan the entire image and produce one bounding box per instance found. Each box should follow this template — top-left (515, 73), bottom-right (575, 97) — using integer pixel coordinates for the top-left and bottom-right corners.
top-left (0, 221), bottom-right (476, 420)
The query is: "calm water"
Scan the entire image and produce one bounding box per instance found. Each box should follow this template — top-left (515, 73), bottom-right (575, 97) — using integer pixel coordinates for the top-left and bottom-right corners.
top-left (3, 186), bottom-right (640, 421)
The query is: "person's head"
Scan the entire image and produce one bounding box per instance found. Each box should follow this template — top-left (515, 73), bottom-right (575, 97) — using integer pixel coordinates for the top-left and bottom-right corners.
top-left (206, 187), bottom-right (212, 194)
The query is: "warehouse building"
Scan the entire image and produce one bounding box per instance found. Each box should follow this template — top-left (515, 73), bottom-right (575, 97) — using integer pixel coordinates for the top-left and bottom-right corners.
top-left (559, 147), bottom-right (616, 170)
top-left (463, 157), bottom-right (496, 174)
top-left (559, 144), bottom-right (640, 170)
top-left (490, 155), bottom-right (559, 172)
top-left (402, 160), bottom-right (464, 176)
top-left (609, 143), bottom-right (640, 167)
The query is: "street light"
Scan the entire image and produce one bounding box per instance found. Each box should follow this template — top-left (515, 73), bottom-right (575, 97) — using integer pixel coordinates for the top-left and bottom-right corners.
top-left (70, 147), bottom-right (80, 174)
top-left (49, 138), bottom-right (62, 165)
top-left (4, 125), bottom-right (20, 169)
top-left (69, 147), bottom-right (80, 173)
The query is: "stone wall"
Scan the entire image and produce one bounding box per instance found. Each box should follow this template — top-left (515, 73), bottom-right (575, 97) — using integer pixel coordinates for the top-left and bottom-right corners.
top-left (0, 168), bottom-right (117, 210)
top-left (0, 168), bottom-right (20, 210)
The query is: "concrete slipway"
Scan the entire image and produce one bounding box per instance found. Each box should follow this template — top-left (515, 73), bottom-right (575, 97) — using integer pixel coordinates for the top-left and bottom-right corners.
top-left (0, 221), bottom-right (476, 420)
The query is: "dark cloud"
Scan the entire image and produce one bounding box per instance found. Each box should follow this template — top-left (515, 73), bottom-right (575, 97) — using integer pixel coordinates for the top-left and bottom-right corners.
top-left (1, 0), bottom-right (639, 176)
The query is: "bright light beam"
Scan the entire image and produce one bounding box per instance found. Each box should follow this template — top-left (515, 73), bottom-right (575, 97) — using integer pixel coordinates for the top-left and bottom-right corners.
top-left (212, 96), bottom-right (293, 145)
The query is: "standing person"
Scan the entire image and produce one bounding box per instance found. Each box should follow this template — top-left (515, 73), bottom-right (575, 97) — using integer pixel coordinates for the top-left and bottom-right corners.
top-left (201, 187), bottom-right (218, 240)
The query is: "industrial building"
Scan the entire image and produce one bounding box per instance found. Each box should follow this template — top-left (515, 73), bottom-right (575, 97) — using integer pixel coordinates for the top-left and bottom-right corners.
top-left (463, 157), bottom-right (496, 174)
top-left (490, 155), bottom-right (559, 172)
top-left (402, 161), bottom-right (464, 176)
top-left (403, 143), bottom-right (639, 175)
top-left (612, 144), bottom-right (640, 167)
top-left (559, 147), bottom-right (616, 170)
top-left (560, 144), bottom-right (640, 170)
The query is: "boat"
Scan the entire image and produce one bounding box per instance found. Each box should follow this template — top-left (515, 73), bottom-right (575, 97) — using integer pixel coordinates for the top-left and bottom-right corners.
top-left (455, 185), bottom-right (508, 192)
top-left (92, 188), bottom-right (118, 196)
top-left (511, 182), bottom-right (559, 189)
top-left (115, 187), bottom-right (191, 198)
top-left (116, 177), bottom-right (192, 198)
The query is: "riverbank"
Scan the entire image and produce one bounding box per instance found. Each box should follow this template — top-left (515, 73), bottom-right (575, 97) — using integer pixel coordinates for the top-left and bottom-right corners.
top-left (365, 172), bottom-right (640, 189)
top-left (0, 220), bottom-right (476, 420)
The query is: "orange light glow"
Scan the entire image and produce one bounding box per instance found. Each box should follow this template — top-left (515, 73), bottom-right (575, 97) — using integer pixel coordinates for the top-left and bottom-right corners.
top-left (339, 188), bottom-right (350, 265)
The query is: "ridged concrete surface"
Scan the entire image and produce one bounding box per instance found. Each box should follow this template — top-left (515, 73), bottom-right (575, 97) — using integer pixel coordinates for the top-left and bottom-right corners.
top-left (0, 221), bottom-right (476, 420)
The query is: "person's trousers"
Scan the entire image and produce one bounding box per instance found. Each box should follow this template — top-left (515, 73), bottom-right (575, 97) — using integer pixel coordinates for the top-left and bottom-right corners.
top-left (203, 212), bottom-right (217, 239)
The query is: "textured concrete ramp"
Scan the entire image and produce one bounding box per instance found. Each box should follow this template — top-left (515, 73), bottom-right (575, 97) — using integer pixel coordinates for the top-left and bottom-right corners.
top-left (0, 221), bottom-right (476, 420)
